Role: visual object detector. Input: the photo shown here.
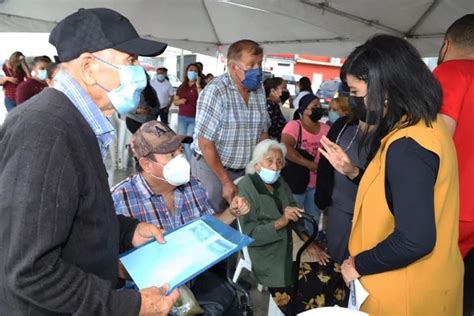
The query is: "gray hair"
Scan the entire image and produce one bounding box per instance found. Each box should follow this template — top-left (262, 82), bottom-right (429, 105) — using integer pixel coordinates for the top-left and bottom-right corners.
top-left (246, 139), bottom-right (287, 174)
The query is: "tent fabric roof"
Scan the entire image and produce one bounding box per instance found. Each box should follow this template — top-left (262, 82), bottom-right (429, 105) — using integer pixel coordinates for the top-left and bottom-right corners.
top-left (0, 0), bottom-right (471, 57)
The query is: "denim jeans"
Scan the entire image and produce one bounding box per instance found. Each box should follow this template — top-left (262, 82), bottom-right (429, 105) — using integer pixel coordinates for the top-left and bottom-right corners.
top-left (4, 97), bottom-right (16, 112)
top-left (293, 187), bottom-right (320, 236)
top-left (178, 115), bottom-right (195, 161)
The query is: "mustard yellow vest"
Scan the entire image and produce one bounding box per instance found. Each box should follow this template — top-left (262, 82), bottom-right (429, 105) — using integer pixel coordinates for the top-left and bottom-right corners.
top-left (349, 115), bottom-right (463, 315)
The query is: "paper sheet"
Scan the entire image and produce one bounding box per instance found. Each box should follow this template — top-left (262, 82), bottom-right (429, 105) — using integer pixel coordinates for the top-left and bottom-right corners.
top-left (347, 279), bottom-right (369, 311)
top-left (120, 216), bottom-right (253, 292)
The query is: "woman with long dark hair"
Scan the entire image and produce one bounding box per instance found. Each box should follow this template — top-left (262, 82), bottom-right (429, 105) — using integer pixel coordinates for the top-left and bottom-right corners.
top-left (264, 77), bottom-right (287, 140)
top-left (175, 63), bottom-right (204, 161)
top-left (319, 34), bottom-right (463, 315)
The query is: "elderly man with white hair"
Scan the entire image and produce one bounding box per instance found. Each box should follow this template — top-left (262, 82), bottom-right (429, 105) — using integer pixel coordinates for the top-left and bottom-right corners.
top-left (236, 139), bottom-right (328, 309)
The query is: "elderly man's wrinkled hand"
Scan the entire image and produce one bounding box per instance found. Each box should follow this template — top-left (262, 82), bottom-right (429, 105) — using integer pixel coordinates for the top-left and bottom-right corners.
top-left (222, 180), bottom-right (238, 204)
top-left (132, 222), bottom-right (166, 248)
top-left (139, 284), bottom-right (180, 316)
top-left (229, 195), bottom-right (250, 217)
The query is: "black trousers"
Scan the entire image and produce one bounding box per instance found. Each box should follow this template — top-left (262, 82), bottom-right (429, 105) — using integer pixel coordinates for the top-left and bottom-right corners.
top-left (157, 108), bottom-right (169, 124)
top-left (464, 248), bottom-right (474, 316)
top-left (125, 117), bottom-right (143, 135)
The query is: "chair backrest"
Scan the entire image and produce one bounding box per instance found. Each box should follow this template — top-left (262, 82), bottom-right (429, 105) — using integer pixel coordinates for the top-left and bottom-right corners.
top-left (237, 218), bottom-right (252, 264)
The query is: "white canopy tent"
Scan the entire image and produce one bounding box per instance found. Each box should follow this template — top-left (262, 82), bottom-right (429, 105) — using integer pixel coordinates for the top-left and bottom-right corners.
top-left (0, 0), bottom-right (472, 58)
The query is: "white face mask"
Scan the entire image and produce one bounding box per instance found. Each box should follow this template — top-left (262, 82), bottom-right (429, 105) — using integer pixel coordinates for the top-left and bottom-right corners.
top-left (149, 154), bottom-right (190, 186)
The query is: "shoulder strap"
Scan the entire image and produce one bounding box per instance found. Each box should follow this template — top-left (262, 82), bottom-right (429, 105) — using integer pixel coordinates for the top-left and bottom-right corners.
top-left (296, 120), bottom-right (303, 149)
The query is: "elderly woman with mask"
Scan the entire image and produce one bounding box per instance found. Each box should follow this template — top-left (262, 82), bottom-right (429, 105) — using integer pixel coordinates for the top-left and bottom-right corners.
top-left (237, 139), bottom-right (328, 314)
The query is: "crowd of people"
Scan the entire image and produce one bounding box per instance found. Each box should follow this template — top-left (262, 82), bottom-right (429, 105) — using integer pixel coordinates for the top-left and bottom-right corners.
top-left (0, 6), bottom-right (472, 316)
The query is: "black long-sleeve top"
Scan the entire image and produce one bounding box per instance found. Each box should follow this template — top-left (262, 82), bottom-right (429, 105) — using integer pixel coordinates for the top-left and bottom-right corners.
top-left (354, 137), bottom-right (439, 275)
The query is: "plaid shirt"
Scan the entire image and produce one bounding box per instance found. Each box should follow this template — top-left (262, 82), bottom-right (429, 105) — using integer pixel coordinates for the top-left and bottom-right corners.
top-left (53, 70), bottom-right (115, 160)
top-left (191, 72), bottom-right (269, 169)
top-left (111, 173), bottom-right (215, 231)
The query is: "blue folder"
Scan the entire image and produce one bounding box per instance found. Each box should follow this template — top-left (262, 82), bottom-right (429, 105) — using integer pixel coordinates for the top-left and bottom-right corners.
top-left (120, 215), bottom-right (254, 293)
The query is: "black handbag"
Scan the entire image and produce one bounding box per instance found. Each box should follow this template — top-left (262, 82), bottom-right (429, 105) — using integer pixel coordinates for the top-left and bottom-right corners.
top-left (281, 121), bottom-right (314, 194)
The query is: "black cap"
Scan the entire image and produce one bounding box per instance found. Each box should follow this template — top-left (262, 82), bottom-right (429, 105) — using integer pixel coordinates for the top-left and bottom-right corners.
top-left (49, 8), bottom-right (167, 62)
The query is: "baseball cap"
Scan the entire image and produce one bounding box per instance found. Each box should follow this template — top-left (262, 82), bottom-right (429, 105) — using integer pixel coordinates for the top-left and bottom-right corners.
top-left (49, 8), bottom-right (168, 62)
top-left (131, 121), bottom-right (193, 159)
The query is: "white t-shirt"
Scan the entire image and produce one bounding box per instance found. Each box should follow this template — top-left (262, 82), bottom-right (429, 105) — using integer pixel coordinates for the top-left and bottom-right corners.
top-left (149, 77), bottom-right (174, 109)
top-left (293, 91), bottom-right (310, 110)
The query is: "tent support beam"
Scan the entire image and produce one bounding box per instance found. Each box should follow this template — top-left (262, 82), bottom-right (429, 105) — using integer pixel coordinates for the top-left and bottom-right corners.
top-left (300, 0), bottom-right (404, 36)
top-left (202, 0), bottom-right (222, 45)
top-left (405, 0), bottom-right (442, 38)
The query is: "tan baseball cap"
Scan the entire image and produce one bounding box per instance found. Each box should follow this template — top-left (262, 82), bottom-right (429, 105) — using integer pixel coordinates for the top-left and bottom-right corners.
top-left (131, 121), bottom-right (192, 158)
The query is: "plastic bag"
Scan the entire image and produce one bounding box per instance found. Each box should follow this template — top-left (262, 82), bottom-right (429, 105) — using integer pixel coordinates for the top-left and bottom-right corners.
top-left (170, 285), bottom-right (204, 315)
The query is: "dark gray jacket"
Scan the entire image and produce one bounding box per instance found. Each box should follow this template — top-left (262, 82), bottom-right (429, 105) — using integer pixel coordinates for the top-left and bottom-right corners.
top-left (0, 89), bottom-right (140, 315)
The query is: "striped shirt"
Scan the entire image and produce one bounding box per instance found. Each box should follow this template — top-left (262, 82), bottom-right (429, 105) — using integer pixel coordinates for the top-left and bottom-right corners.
top-left (53, 69), bottom-right (115, 160)
top-left (111, 173), bottom-right (215, 232)
top-left (191, 72), bottom-right (269, 169)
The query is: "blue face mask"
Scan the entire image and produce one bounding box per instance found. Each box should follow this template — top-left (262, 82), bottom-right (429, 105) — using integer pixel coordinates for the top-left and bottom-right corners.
top-left (238, 65), bottom-right (263, 91)
top-left (94, 56), bottom-right (147, 115)
top-left (258, 167), bottom-right (280, 184)
top-left (328, 110), bottom-right (340, 123)
top-left (187, 71), bottom-right (198, 81)
top-left (37, 69), bottom-right (47, 81)
top-left (156, 74), bottom-right (166, 82)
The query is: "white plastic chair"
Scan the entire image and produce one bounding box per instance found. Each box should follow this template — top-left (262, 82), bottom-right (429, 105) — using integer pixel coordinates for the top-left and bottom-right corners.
top-left (232, 217), bottom-right (265, 292)
top-left (232, 177), bottom-right (264, 292)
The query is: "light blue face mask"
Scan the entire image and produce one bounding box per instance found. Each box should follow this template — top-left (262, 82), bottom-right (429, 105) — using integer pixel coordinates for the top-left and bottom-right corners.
top-left (258, 166), bottom-right (280, 184)
top-left (37, 69), bottom-right (47, 81)
top-left (156, 74), bottom-right (166, 82)
top-left (328, 110), bottom-right (341, 123)
top-left (187, 71), bottom-right (198, 81)
top-left (94, 55), bottom-right (147, 115)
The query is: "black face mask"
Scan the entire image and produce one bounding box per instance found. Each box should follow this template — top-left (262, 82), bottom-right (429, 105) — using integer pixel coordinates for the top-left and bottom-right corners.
top-left (310, 107), bottom-right (324, 122)
top-left (280, 90), bottom-right (290, 104)
top-left (349, 96), bottom-right (376, 125)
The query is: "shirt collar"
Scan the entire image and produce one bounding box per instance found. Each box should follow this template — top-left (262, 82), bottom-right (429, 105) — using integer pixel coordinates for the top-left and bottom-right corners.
top-left (136, 173), bottom-right (155, 200)
top-left (53, 69), bottom-right (115, 144)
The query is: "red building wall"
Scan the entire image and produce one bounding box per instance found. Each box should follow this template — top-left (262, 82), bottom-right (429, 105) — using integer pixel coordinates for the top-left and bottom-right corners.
top-left (269, 54), bottom-right (344, 82)
top-left (294, 63), bottom-right (341, 81)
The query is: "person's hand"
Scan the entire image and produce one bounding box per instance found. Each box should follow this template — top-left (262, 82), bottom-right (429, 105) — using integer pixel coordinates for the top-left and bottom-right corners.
top-left (281, 206), bottom-right (303, 227)
top-left (136, 106), bottom-right (150, 114)
top-left (341, 256), bottom-right (361, 286)
top-left (306, 242), bottom-right (331, 266)
top-left (228, 195), bottom-right (250, 217)
top-left (318, 136), bottom-right (358, 178)
top-left (306, 161), bottom-right (318, 172)
top-left (6, 76), bottom-right (18, 84)
top-left (175, 98), bottom-right (187, 106)
top-left (132, 222), bottom-right (166, 248)
top-left (222, 180), bottom-right (238, 204)
top-left (139, 284), bottom-right (180, 316)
